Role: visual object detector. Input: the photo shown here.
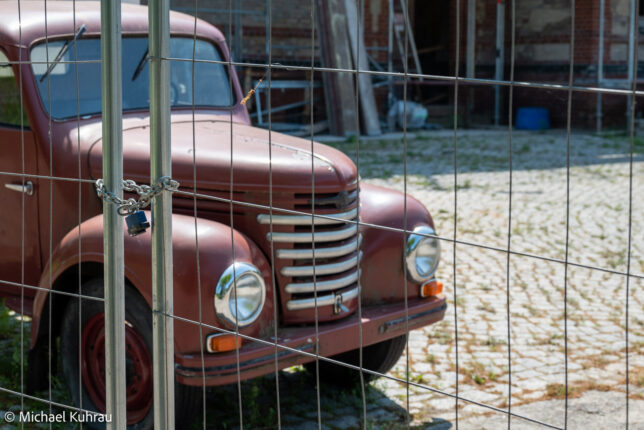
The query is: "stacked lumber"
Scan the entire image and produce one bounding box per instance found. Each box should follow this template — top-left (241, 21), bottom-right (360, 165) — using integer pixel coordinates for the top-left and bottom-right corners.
top-left (316, 0), bottom-right (381, 137)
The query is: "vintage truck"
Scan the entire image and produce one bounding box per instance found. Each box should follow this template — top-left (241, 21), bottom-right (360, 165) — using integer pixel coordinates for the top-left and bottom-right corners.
top-left (0, 1), bottom-right (445, 428)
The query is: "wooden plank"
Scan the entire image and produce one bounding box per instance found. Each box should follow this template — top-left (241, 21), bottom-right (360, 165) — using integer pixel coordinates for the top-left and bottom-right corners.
top-left (344, 0), bottom-right (382, 136)
top-left (315, 0), bottom-right (358, 137)
top-left (400, 0), bottom-right (422, 77)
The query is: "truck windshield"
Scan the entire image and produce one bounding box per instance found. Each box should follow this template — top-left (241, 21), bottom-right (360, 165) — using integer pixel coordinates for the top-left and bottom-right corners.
top-left (30, 37), bottom-right (233, 119)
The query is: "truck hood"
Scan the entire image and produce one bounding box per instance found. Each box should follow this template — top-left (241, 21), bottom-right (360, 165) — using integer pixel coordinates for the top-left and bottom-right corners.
top-left (88, 119), bottom-right (358, 194)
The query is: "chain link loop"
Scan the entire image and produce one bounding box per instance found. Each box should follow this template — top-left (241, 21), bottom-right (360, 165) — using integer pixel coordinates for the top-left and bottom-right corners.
top-left (95, 177), bottom-right (180, 216)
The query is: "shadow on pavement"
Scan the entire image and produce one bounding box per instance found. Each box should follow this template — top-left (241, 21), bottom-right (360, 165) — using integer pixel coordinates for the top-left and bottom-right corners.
top-left (322, 129), bottom-right (643, 180)
top-left (198, 368), bottom-right (453, 429)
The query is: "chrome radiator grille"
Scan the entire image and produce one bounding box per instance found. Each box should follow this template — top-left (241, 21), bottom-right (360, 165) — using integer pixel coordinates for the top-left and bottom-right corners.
top-left (257, 189), bottom-right (361, 315)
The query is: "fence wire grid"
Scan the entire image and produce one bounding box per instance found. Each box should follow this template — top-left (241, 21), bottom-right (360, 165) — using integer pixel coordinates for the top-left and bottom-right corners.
top-left (0, 0), bottom-right (642, 429)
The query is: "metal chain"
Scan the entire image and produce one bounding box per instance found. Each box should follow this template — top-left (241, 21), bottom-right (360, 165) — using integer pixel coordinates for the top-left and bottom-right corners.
top-left (95, 176), bottom-right (180, 216)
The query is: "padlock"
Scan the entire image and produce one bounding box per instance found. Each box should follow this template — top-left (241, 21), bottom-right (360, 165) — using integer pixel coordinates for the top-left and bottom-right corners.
top-left (125, 210), bottom-right (150, 237)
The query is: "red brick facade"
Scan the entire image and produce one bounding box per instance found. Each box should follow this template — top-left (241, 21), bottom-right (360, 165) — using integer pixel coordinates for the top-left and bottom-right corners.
top-left (164, 0), bottom-right (641, 129)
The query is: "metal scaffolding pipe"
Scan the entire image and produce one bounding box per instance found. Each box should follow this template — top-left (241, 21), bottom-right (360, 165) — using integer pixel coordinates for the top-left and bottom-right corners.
top-left (627, 0), bottom-right (636, 122)
top-left (596, 0), bottom-right (605, 133)
top-left (466, 0), bottom-right (476, 126)
top-left (466, 0), bottom-right (476, 79)
top-left (149, 0), bottom-right (175, 428)
top-left (400, 0), bottom-right (422, 78)
top-left (387, 0), bottom-right (394, 108)
top-left (233, 1), bottom-right (243, 62)
top-left (100, 0), bottom-right (126, 428)
top-left (494, 0), bottom-right (505, 126)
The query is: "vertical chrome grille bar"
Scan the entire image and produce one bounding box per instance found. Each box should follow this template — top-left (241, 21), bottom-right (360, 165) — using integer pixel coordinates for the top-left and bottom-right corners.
top-left (261, 203), bottom-right (361, 311)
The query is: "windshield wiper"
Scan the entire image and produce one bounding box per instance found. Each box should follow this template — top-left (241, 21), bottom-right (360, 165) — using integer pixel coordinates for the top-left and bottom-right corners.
top-left (39, 24), bottom-right (86, 82)
top-left (131, 47), bottom-right (149, 81)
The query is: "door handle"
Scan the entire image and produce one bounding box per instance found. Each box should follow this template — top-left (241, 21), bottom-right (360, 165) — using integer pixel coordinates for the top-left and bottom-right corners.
top-left (5, 181), bottom-right (34, 196)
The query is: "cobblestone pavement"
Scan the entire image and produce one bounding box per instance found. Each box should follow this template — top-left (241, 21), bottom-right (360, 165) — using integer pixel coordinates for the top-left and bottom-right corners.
top-left (201, 129), bottom-right (643, 429)
top-left (346, 129), bottom-right (644, 428)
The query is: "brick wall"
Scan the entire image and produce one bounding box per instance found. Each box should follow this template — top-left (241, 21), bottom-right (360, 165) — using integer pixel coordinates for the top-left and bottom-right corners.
top-left (162, 0), bottom-right (639, 128)
top-left (166, 0), bottom-right (393, 64)
top-left (451, 0), bottom-right (640, 127)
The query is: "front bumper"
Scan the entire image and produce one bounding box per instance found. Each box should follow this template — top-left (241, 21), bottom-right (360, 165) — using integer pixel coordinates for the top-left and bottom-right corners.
top-left (175, 295), bottom-right (446, 386)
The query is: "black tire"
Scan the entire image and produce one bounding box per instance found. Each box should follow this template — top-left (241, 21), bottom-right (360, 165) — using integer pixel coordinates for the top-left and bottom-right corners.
top-left (305, 335), bottom-right (407, 387)
top-left (60, 279), bottom-right (201, 430)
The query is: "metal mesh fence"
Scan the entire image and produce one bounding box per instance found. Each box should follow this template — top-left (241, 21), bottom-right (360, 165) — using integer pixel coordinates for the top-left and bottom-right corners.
top-left (0, 0), bottom-right (642, 429)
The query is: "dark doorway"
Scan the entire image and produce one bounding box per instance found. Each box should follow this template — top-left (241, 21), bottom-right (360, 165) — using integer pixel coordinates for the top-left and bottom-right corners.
top-left (411, 0), bottom-right (451, 120)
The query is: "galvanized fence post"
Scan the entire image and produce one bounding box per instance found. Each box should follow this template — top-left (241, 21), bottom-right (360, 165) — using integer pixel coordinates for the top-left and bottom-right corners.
top-left (100, 0), bottom-right (127, 427)
top-left (149, 0), bottom-right (176, 428)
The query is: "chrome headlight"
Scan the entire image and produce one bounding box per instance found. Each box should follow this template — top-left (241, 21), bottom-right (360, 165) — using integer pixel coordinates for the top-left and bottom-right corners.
top-left (215, 262), bottom-right (266, 328)
top-left (406, 226), bottom-right (441, 282)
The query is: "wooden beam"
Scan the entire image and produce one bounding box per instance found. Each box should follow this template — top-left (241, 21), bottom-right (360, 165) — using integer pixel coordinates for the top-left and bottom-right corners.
top-left (344, 0), bottom-right (382, 136)
top-left (315, 0), bottom-right (358, 136)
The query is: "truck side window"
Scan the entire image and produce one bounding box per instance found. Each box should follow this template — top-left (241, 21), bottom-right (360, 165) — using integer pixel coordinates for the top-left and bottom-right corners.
top-left (0, 50), bottom-right (29, 127)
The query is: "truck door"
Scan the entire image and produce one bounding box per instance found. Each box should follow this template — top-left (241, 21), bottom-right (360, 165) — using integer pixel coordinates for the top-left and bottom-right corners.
top-left (0, 49), bottom-right (41, 296)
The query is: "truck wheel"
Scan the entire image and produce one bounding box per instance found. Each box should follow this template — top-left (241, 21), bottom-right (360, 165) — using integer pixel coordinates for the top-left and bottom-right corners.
top-left (60, 279), bottom-right (200, 429)
top-left (305, 335), bottom-right (407, 387)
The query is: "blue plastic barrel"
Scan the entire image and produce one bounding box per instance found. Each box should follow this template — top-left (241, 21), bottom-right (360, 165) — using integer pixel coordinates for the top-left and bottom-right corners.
top-left (515, 107), bottom-right (550, 130)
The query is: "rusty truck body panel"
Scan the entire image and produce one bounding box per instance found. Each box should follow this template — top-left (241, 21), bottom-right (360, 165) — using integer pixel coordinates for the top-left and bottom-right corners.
top-left (0, 1), bottom-right (445, 425)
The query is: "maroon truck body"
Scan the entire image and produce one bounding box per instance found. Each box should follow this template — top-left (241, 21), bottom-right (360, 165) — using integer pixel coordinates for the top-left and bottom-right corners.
top-left (0, 1), bottom-right (445, 426)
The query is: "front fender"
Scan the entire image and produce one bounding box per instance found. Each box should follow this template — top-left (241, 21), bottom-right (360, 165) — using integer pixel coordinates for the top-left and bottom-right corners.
top-left (359, 183), bottom-right (435, 304)
top-left (31, 212), bottom-right (275, 355)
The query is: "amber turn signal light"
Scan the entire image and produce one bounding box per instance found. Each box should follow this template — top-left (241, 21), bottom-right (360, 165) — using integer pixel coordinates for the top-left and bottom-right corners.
top-left (206, 334), bottom-right (242, 353)
top-left (420, 280), bottom-right (443, 298)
